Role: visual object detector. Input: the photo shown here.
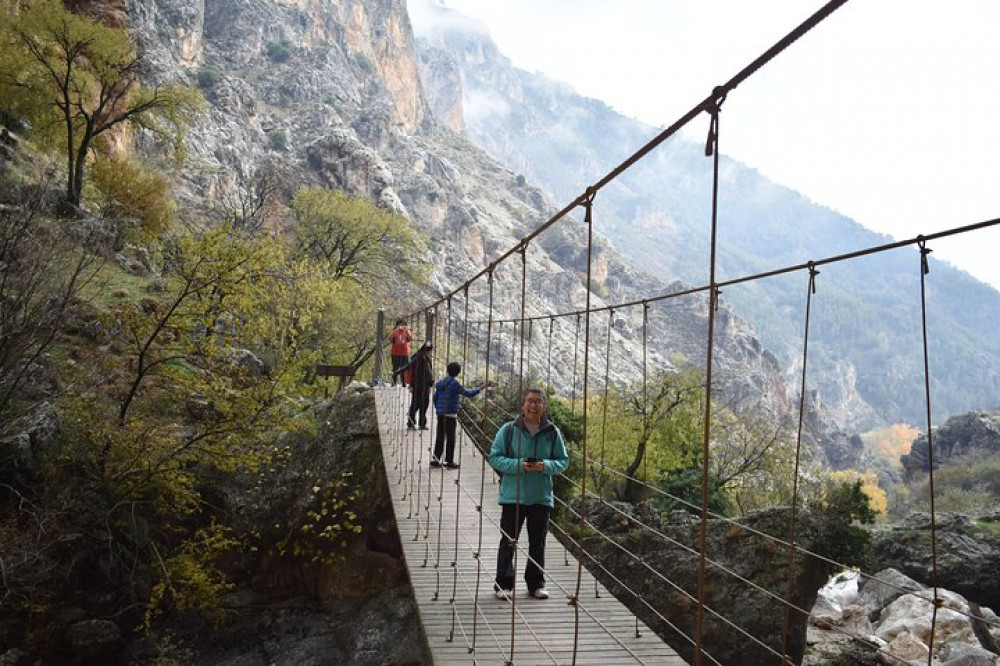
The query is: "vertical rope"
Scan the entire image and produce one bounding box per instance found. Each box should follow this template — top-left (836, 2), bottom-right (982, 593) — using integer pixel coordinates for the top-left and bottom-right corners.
top-left (546, 316), bottom-right (555, 388)
top-left (636, 300), bottom-right (650, 639)
top-left (599, 307), bottom-right (614, 502)
top-left (571, 312), bottom-right (582, 414)
top-left (917, 238), bottom-right (942, 662)
top-left (526, 319), bottom-right (534, 387)
top-left (452, 287), bottom-right (471, 593)
top-left (571, 190), bottom-right (596, 666)
top-left (518, 243), bottom-right (528, 396)
top-left (470, 269), bottom-right (495, 654)
top-left (781, 263), bottom-right (819, 664)
top-left (695, 87), bottom-right (727, 666)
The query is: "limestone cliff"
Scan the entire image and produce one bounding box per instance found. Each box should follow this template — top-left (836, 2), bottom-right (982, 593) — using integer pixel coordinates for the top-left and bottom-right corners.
top-left (124, 0), bottom-right (796, 424)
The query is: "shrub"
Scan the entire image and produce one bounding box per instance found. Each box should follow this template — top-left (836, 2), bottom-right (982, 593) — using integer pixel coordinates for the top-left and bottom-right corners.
top-left (354, 51), bottom-right (376, 75)
top-left (265, 41), bottom-right (292, 63)
top-left (812, 480), bottom-right (876, 572)
top-left (89, 155), bottom-right (175, 242)
top-left (268, 128), bottom-right (288, 151)
top-left (196, 66), bottom-right (221, 89)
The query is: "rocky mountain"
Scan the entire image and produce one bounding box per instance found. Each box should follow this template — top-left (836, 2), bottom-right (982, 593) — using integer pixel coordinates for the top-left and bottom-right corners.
top-left (123, 0), bottom-right (804, 430)
top-left (409, 0), bottom-right (1000, 431)
top-left (901, 410), bottom-right (1000, 480)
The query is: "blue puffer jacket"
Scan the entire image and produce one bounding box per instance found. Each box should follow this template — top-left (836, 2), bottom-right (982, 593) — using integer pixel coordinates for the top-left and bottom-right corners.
top-left (433, 376), bottom-right (481, 415)
top-left (489, 416), bottom-right (569, 508)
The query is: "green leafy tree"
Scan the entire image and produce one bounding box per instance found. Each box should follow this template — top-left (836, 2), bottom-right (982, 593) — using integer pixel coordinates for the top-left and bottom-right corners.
top-left (291, 186), bottom-right (428, 285)
top-left (0, 182), bottom-right (101, 423)
top-left (813, 479), bottom-right (877, 571)
top-left (0, 0), bottom-right (204, 208)
top-left (90, 154), bottom-right (176, 243)
top-left (591, 368), bottom-right (703, 503)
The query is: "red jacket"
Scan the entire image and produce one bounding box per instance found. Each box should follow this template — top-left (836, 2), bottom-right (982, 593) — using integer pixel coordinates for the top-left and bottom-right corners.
top-left (389, 326), bottom-right (412, 356)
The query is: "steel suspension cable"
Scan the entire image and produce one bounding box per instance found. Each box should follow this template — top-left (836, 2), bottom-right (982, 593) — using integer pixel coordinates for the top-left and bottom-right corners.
top-left (599, 308), bottom-right (614, 502)
top-left (450, 287), bottom-right (472, 604)
top-left (917, 238), bottom-right (942, 664)
top-left (780, 263), bottom-right (819, 664)
top-left (636, 300), bottom-right (650, 638)
top-left (695, 87), bottom-right (726, 666)
top-left (409, 0), bottom-right (852, 317)
top-left (570, 192), bottom-right (596, 665)
top-left (518, 243), bottom-right (528, 396)
top-left (546, 316), bottom-right (554, 388)
top-left (468, 271), bottom-right (495, 653)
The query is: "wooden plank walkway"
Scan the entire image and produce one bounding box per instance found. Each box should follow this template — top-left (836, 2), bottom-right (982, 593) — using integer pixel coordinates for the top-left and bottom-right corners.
top-left (375, 387), bottom-right (686, 665)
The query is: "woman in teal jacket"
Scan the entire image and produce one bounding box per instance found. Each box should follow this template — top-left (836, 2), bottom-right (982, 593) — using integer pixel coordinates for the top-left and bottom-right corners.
top-left (489, 388), bottom-right (569, 600)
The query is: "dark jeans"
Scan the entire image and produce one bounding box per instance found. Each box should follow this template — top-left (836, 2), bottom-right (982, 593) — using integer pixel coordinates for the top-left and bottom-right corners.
top-left (408, 387), bottom-right (430, 427)
top-left (391, 355), bottom-right (407, 385)
top-left (433, 415), bottom-right (458, 463)
top-left (495, 503), bottom-right (549, 593)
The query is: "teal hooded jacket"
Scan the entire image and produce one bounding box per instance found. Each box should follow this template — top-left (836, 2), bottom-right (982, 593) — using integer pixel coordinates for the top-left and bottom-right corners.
top-left (488, 415), bottom-right (569, 507)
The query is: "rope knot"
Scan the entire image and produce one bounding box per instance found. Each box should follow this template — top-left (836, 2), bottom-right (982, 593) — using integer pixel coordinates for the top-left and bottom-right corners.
top-left (808, 262), bottom-right (820, 294)
top-left (705, 86), bottom-right (727, 156)
top-left (917, 236), bottom-right (932, 275)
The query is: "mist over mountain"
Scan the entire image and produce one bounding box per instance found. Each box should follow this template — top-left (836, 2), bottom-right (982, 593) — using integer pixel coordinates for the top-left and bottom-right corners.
top-left (411, 0), bottom-right (1000, 430)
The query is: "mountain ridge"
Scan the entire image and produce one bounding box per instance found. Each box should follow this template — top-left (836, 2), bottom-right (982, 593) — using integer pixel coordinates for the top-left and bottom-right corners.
top-left (410, 0), bottom-right (1000, 429)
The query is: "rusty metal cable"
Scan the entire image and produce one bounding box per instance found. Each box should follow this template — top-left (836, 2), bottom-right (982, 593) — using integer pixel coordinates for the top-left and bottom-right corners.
top-left (409, 0), bottom-right (852, 320)
top-left (780, 263), bottom-right (819, 664)
top-left (570, 192), bottom-right (596, 665)
top-left (694, 87), bottom-right (726, 666)
top-left (518, 243), bottom-right (528, 396)
top-left (470, 270), bottom-right (495, 657)
top-left (917, 238), bottom-right (942, 664)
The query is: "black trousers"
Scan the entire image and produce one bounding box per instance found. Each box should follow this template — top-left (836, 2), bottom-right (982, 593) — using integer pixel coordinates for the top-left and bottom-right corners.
top-left (433, 415), bottom-right (458, 463)
top-left (391, 355), bottom-right (407, 385)
top-left (408, 387), bottom-right (430, 427)
top-left (495, 503), bottom-right (550, 593)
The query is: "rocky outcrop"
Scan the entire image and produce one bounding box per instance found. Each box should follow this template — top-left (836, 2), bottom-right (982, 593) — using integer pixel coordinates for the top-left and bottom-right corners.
top-left (901, 411), bottom-right (1000, 479)
top-left (805, 568), bottom-right (1000, 666)
top-left (124, 0), bottom-right (795, 422)
top-left (870, 512), bottom-right (1000, 612)
top-left (142, 387), bottom-right (430, 665)
top-left (571, 505), bottom-right (830, 666)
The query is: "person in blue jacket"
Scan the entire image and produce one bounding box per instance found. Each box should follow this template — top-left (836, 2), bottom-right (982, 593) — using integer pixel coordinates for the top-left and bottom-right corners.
top-left (488, 387), bottom-right (569, 601)
top-left (431, 361), bottom-right (485, 469)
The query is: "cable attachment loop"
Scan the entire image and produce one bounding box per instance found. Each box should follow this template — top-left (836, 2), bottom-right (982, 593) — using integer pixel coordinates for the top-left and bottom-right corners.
top-left (712, 285), bottom-right (722, 312)
top-left (808, 262), bottom-right (820, 294)
top-left (705, 86), bottom-right (728, 156)
top-left (581, 187), bottom-right (596, 226)
top-left (917, 236), bottom-right (932, 275)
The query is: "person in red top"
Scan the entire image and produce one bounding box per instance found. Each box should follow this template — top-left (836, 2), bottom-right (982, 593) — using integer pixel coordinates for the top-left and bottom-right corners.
top-left (389, 319), bottom-right (413, 387)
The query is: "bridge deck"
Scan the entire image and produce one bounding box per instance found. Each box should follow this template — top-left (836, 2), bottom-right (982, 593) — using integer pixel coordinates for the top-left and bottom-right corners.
top-left (375, 387), bottom-right (686, 665)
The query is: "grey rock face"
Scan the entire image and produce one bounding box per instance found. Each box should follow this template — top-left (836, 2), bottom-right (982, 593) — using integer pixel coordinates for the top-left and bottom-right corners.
top-left (870, 514), bottom-right (1000, 611)
top-left (901, 411), bottom-right (1000, 480)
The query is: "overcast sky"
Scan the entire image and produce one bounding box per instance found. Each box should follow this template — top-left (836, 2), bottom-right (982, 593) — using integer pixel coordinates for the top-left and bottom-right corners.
top-left (434, 0), bottom-right (1000, 291)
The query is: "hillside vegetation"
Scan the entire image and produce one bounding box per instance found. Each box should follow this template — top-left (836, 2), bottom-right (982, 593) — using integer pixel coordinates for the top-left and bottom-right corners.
top-left (0, 4), bottom-right (434, 655)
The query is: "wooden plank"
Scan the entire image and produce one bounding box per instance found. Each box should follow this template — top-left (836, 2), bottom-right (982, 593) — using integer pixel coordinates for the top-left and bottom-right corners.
top-left (374, 387), bottom-right (687, 665)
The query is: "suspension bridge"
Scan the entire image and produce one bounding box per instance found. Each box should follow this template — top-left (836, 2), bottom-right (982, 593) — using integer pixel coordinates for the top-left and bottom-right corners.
top-left (375, 386), bottom-right (686, 665)
top-left (351, 0), bottom-right (1000, 663)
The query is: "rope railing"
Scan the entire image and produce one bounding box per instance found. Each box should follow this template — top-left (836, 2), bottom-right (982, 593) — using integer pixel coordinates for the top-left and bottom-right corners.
top-left (366, 0), bottom-right (1000, 662)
